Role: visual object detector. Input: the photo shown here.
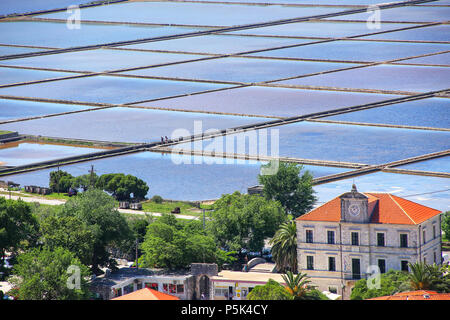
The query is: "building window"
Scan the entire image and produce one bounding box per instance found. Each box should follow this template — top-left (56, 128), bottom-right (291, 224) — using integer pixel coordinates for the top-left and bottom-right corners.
top-left (328, 257), bottom-right (336, 271)
top-left (400, 234), bottom-right (408, 248)
top-left (327, 231), bottom-right (335, 244)
top-left (307, 256), bottom-right (314, 270)
top-left (214, 288), bottom-right (228, 297)
top-left (401, 260), bottom-right (409, 272)
top-left (352, 259), bottom-right (361, 280)
top-left (145, 283), bottom-right (158, 290)
top-left (433, 226), bottom-right (436, 239)
top-left (169, 284), bottom-right (177, 294)
top-left (306, 230), bottom-right (314, 243)
top-left (177, 284), bottom-right (184, 294)
top-left (377, 233), bottom-right (385, 247)
top-left (378, 259), bottom-right (386, 274)
top-left (423, 230), bottom-right (426, 244)
top-left (351, 232), bottom-right (359, 246)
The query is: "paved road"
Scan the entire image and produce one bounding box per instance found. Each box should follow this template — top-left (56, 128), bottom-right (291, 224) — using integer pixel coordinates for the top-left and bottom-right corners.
top-left (0, 190), bottom-right (199, 220)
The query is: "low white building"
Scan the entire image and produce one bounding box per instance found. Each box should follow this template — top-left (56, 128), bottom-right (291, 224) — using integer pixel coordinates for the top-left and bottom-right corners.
top-left (211, 270), bottom-right (286, 300)
top-left (296, 185), bottom-right (442, 300)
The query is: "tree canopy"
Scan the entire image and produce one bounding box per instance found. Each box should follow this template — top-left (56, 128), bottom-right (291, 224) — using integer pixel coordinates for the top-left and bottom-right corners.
top-left (95, 173), bottom-right (149, 201)
top-left (351, 269), bottom-right (413, 300)
top-left (48, 170), bottom-right (149, 201)
top-left (139, 214), bottom-right (234, 270)
top-left (258, 162), bottom-right (317, 218)
top-left (0, 198), bottom-right (39, 263)
top-left (49, 170), bottom-right (75, 193)
top-left (247, 272), bottom-right (327, 300)
top-left (207, 191), bottom-right (287, 253)
top-left (39, 214), bottom-right (96, 266)
top-left (9, 246), bottom-right (91, 300)
top-left (60, 188), bottom-right (134, 274)
top-left (270, 220), bottom-right (298, 273)
top-left (442, 211), bottom-right (450, 241)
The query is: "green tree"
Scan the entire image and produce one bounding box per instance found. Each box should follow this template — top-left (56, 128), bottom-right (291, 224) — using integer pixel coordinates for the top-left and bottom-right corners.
top-left (208, 192), bottom-right (286, 254)
top-left (96, 173), bottom-right (149, 201)
top-left (247, 279), bottom-right (290, 300)
top-left (258, 162), bottom-right (317, 218)
top-left (60, 189), bottom-right (133, 274)
top-left (73, 172), bottom-right (98, 192)
top-left (408, 261), bottom-right (433, 290)
top-left (49, 170), bottom-right (75, 193)
top-left (442, 211), bottom-right (450, 241)
top-left (39, 215), bottom-right (95, 266)
top-left (247, 273), bottom-right (326, 301)
top-left (282, 271), bottom-right (319, 300)
top-left (127, 215), bottom-right (154, 243)
top-left (139, 214), bottom-right (233, 270)
top-left (350, 269), bottom-right (411, 300)
top-left (9, 246), bottom-right (91, 300)
top-left (139, 220), bottom-right (185, 269)
top-left (408, 262), bottom-right (450, 292)
top-left (0, 198), bottom-right (39, 267)
top-left (270, 220), bottom-right (298, 273)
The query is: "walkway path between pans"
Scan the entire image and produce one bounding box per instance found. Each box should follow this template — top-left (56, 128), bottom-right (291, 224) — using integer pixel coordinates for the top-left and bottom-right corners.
top-left (0, 88), bottom-right (448, 179)
top-left (0, 0), bottom-right (437, 61)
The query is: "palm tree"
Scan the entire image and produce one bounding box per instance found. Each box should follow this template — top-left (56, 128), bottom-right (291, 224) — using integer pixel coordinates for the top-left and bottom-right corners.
top-left (408, 262), bottom-right (433, 290)
top-left (270, 220), bottom-right (298, 273)
top-left (281, 271), bottom-right (312, 300)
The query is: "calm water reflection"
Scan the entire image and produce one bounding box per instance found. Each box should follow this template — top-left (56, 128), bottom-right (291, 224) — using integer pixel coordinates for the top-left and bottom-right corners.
top-left (3, 151), bottom-right (349, 201)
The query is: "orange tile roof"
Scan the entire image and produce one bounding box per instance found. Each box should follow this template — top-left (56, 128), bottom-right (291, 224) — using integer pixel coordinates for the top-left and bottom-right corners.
top-left (297, 192), bottom-right (441, 225)
top-left (368, 290), bottom-right (450, 300)
top-left (296, 196), bottom-right (342, 222)
top-left (112, 288), bottom-right (180, 300)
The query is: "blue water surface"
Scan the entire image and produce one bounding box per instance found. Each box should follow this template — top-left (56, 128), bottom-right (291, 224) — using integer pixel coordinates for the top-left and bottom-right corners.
top-left (136, 86), bottom-right (399, 118)
top-left (0, 75), bottom-right (232, 104)
top-left (0, 107), bottom-right (262, 143)
top-left (0, 0), bottom-right (94, 16)
top-left (0, 142), bottom-right (101, 166)
top-left (2, 151), bottom-right (349, 201)
top-left (324, 97), bottom-right (450, 129)
top-left (0, 99), bottom-right (95, 120)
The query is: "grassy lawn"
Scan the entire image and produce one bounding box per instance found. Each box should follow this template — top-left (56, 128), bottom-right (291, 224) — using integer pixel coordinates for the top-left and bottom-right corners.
top-left (20, 190), bottom-right (72, 201)
top-left (0, 130), bottom-right (12, 135)
top-left (141, 200), bottom-right (202, 216)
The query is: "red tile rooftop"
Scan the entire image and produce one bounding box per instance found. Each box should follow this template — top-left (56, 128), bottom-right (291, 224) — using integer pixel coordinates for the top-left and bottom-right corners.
top-left (296, 192), bottom-right (441, 225)
top-left (368, 290), bottom-right (450, 300)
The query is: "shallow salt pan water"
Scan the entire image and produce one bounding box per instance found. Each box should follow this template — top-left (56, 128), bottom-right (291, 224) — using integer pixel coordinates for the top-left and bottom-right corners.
top-left (0, 75), bottom-right (232, 104)
top-left (120, 57), bottom-right (358, 83)
top-left (172, 121), bottom-right (450, 165)
top-left (0, 99), bottom-right (95, 120)
top-left (136, 86), bottom-right (399, 118)
top-left (40, 2), bottom-right (339, 26)
top-left (276, 64), bottom-right (450, 93)
top-left (324, 97), bottom-right (450, 129)
top-left (0, 21), bottom-right (204, 48)
top-left (0, 107), bottom-right (261, 143)
top-left (0, 142), bottom-right (102, 166)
